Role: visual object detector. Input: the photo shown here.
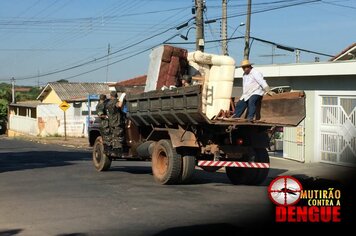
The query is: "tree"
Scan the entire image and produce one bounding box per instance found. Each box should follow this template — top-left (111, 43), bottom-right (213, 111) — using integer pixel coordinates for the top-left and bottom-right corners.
top-left (0, 99), bottom-right (8, 118)
top-left (56, 79), bottom-right (69, 83)
top-left (0, 84), bottom-right (11, 121)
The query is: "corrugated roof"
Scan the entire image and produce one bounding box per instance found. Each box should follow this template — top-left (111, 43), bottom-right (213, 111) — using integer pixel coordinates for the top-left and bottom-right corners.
top-left (10, 100), bottom-right (41, 108)
top-left (37, 82), bottom-right (110, 102)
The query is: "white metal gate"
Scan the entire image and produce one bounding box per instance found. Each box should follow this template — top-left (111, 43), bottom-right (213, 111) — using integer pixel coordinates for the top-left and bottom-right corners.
top-left (320, 96), bottom-right (356, 166)
top-left (283, 120), bottom-right (305, 162)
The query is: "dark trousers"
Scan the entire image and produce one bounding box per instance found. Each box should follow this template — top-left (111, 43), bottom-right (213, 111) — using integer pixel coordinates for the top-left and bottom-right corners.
top-left (234, 95), bottom-right (262, 120)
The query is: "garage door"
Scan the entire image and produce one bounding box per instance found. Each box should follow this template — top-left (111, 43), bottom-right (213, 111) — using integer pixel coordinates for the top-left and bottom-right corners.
top-left (320, 96), bottom-right (356, 166)
top-left (283, 121), bottom-right (305, 162)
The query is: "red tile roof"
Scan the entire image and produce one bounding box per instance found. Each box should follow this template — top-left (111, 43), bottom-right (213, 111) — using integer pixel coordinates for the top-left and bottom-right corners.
top-left (15, 87), bottom-right (31, 92)
top-left (112, 75), bottom-right (147, 87)
top-left (330, 43), bottom-right (356, 61)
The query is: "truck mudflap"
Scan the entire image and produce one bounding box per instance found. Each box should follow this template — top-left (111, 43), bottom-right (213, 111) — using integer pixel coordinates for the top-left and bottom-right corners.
top-left (198, 160), bottom-right (270, 168)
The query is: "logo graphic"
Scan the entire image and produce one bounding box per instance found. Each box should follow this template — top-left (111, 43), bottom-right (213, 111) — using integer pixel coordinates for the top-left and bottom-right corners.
top-left (268, 176), bottom-right (302, 206)
top-left (268, 176), bottom-right (342, 223)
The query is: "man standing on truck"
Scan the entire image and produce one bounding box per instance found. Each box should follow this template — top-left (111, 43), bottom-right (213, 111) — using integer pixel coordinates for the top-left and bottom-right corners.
top-left (233, 59), bottom-right (275, 122)
top-left (106, 91), bottom-right (125, 153)
top-left (96, 94), bottom-right (111, 146)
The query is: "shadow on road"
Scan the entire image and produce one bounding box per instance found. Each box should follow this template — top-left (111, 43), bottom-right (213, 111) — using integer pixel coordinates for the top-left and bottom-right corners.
top-left (56, 233), bottom-right (88, 236)
top-left (109, 164), bottom-right (290, 186)
top-left (0, 151), bottom-right (90, 173)
top-left (0, 229), bottom-right (23, 236)
top-left (110, 165), bottom-right (152, 175)
top-left (152, 223), bottom-right (243, 236)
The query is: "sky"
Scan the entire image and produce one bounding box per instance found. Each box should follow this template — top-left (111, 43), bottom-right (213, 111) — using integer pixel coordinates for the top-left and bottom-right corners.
top-left (0, 0), bottom-right (355, 86)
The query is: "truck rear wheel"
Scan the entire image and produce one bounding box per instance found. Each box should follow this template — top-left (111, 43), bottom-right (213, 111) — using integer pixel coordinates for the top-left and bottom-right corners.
top-left (151, 140), bottom-right (182, 185)
top-left (226, 148), bottom-right (269, 185)
top-left (93, 136), bottom-right (112, 171)
top-left (180, 155), bottom-right (195, 183)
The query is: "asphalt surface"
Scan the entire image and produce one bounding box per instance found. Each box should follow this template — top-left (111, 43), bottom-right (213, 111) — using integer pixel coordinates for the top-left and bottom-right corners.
top-left (0, 137), bottom-right (354, 236)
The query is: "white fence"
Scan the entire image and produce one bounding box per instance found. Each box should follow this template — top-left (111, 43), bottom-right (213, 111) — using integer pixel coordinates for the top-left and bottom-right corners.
top-left (8, 102), bottom-right (97, 137)
top-left (9, 115), bottom-right (38, 136)
top-left (37, 103), bottom-right (90, 137)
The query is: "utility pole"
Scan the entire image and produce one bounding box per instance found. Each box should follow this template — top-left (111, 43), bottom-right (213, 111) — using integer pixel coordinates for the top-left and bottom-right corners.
top-left (195, 0), bottom-right (205, 52)
top-left (221, 0), bottom-right (228, 55)
top-left (11, 77), bottom-right (15, 104)
top-left (296, 49), bottom-right (300, 63)
top-left (243, 0), bottom-right (252, 59)
top-left (37, 69), bottom-right (40, 88)
top-left (106, 43), bottom-right (111, 83)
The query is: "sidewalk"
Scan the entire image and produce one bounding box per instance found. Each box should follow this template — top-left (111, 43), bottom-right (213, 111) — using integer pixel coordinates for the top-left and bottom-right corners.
top-left (269, 156), bottom-right (355, 184)
top-left (7, 135), bottom-right (90, 150)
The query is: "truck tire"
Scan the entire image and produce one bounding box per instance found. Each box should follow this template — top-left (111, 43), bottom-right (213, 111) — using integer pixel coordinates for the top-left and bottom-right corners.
top-left (250, 148), bottom-right (270, 185)
top-left (92, 136), bottom-right (112, 171)
top-left (151, 140), bottom-right (182, 185)
top-left (226, 148), bottom-right (269, 185)
top-left (180, 155), bottom-right (196, 183)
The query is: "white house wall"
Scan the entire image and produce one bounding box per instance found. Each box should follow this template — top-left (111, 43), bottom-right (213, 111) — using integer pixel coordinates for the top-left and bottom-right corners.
top-left (234, 60), bottom-right (356, 78)
top-left (37, 102), bottom-right (97, 137)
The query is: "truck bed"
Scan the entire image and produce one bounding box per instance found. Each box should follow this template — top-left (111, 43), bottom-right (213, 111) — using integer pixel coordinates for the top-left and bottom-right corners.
top-left (126, 85), bottom-right (305, 127)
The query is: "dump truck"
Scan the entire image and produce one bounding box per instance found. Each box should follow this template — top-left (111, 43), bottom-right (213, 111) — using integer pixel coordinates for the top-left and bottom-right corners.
top-left (92, 45), bottom-right (305, 185)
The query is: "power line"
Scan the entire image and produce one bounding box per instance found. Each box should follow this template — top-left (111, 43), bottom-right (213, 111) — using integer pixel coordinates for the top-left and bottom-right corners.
top-left (0, 6), bottom-right (191, 25)
top-left (0, 0), bottom-right (329, 82)
top-left (0, 1), bottom-right (188, 79)
top-left (166, 36), bottom-right (334, 57)
top-left (321, 0), bottom-right (356, 9)
top-left (57, 32), bottom-right (188, 81)
top-left (59, 46), bottom-right (155, 81)
top-left (0, 17), bottom-right (191, 82)
top-left (48, 10), bottom-right (191, 75)
top-left (26, 8), bottom-right (191, 80)
top-left (210, 0), bottom-right (321, 22)
top-left (204, 11), bottom-right (220, 54)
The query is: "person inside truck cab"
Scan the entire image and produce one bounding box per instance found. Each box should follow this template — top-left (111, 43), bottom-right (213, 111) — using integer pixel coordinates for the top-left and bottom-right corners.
top-left (232, 59), bottom-right (275, 122)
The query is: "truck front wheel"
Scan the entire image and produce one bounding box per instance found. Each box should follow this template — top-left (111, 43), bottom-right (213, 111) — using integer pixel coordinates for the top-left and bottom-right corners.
top-left (92, 136), bottom-right (112, 171)
top-left (226, 148), bottom-right (269, 185)
top-left (151, 140), bottom-right (182, 185)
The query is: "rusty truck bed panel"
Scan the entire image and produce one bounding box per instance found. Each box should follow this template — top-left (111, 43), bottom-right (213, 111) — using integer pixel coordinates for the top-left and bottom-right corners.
top-left (126, 85), bottom-right (305, 127)
top-left (213, 91), bottom-right (306, 127)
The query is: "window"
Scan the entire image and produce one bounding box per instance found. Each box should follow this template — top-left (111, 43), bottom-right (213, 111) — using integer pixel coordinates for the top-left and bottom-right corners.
top-left (322, 96), bottom-right (337, 105)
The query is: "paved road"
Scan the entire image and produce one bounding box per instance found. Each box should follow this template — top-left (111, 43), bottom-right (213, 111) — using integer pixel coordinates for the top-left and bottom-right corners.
top-left (0, 137), bottom-right (354, 236)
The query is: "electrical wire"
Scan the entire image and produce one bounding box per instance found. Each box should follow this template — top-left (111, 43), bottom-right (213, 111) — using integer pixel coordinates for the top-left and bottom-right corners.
top-left (166, 36), bottom-right (334, 57)
top-left (0, 16), bottom-right (192, 81)
top-left (321, 0), bottom-right (356, 9)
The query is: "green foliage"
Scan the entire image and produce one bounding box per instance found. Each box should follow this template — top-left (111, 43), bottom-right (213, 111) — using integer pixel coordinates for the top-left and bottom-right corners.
top-left (56, 79), bottom-right (69, 83)
top-left (0, 99), bottom-right (8, 119)
top-left (0, 84), bottom-right (11, 120)
top-left (16, 87), bottom-right (41, 102)
top-left (0, 83), bottom-right (41, 120)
